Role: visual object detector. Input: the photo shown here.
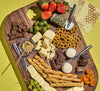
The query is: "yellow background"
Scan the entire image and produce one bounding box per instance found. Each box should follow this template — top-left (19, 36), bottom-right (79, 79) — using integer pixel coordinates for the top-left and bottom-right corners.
top-left (0, 0), bottom-right (100, 91)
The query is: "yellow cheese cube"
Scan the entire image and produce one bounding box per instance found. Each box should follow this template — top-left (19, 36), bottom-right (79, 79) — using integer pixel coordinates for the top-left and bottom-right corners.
top-left (31, 32), bottom-right (42, 43)
top-left (43, 30), bottom-right (55, 42)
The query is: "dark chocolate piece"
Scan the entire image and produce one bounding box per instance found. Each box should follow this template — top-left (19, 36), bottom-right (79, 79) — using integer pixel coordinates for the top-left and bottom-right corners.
top-left (13, 26), bottom-right (19, 30)
top-left (80, 53), bottom-right (90, 60)
top-left (50, 60), bottom-right (57, 70)
top-left (9, 35), bottom-right (16, 40)
top-left (11, 30), bottom-right (17, 35)
top-left (78, 60), bottom-right (88, 66)
top-left (12, 22), bottom-right (18, 27)
top-left (56, 64), bottom-right (61, 70)
top-left (17, 27), bottom-right (22, 33)
top-left (77, 66), bottom-right (85, 74)
top-left (16, 33), bottom-right (23, 38)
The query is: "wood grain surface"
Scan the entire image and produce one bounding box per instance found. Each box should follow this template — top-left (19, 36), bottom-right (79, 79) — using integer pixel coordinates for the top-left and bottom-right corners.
top-left (4, 0), bottom-right (98, 91)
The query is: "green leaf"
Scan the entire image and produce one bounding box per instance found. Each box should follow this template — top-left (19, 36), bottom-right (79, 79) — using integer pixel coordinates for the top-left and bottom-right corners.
top-left (39, 0), bottom-right (46, 5)
top-left (66, 9), bottom-right (69, 12)
top-left (66, 7), bottom-right (69, 12)
top-left (56, 2), bottom-right (61, 4)
top-left (53, 0), bottom-right (55, 2)
top-left (63, 1), bottom-right (68, 6)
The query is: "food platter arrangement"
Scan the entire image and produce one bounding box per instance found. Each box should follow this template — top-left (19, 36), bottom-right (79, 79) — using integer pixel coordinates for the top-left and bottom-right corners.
top-left (4, 0), bottom-right (98, 91)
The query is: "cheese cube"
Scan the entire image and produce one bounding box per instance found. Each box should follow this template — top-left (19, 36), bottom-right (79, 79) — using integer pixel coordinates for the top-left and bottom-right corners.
top-left (46, 46), bottom-right (51, 52)
top-left (39, 47), bottom-right (47, 57)
top-left (31, 32), bottom-right (42, 43)
top-left (50, 53), bottom-right (55, 59)
top-left (46, 53), bottom-right (50, 59)
top-left (43, 30), bottom-right (55, 42)
top-left (35, 40), bottom-right (42, 50)
top-left (43, 38), bottom-right (50, 48)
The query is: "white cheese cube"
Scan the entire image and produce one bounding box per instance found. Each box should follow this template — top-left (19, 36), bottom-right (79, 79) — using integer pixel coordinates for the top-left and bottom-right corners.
top-left (43, 38), bottom-right (50, 48)
top-left (46, 53), bottom-right (50, 59)
top-left (50, 53), bottom-right (55, 59)
top-left (39, 47), bottom-right (47, 57)
top-left (43, 30), bottom-right (55, 42)
top-left (46, 46), bottom-right (51, 52)
top-left (35, 40), bottom-right (42, 50)
top-left (31, 32), bottom-right (42, 43)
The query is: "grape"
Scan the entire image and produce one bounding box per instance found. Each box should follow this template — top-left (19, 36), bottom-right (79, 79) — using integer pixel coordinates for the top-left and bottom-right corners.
top-left (41, 27), bottom-right (47, 32)
top-left (38, 22), bottom-right (44, 27)
top-left (35, 22), bottom-right (39, 26)
top-left (39, 88), bottom-right (44, 91)
top-left (46, 24), bottom-right (51, 29)
top-left (35, 84), bottom-right (40, 88)
top-left (37, 86), bottom-right (41, 90)
top-left (28, 85), bottom-right (32, 90)
top-left (43, 20), bottom-right (47, 25)
top-left (34, 80), bottom-right (38, 85)
top-left (34, 25), bottom-right (40, 31)
top-left (30, 82), bottom-right (34, 86)
top-left (32, 88), bottom-right (38, 91)
top-left (29, 27), bottom-right (33, 33)
top-left (30, 79), bottom-right (34, 83)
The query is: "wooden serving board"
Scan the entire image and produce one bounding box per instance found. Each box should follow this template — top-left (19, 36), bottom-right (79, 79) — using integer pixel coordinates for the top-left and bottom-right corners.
top-left (4, 0), bottom-right (98, 91)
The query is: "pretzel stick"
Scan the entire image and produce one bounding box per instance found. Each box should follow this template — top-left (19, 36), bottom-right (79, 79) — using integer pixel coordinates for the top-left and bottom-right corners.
top-left (28, 58), bottom-right (47, 78)
top-left (48, 74), bottom-right (80, 82)
top-left (46, 77), bottom-right (72, 83)
top-left (50, 82), bottom-right (83, 87)
top-left (35, 55), bottom-right (51, 69)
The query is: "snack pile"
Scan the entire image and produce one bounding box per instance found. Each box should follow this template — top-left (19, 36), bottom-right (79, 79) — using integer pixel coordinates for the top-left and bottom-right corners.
top-left (53, 26), bottom-right (82, 49)
top-left (28, 55), bottom-right (83, 88)
top-left (9, 0), bottom-right (97, 91)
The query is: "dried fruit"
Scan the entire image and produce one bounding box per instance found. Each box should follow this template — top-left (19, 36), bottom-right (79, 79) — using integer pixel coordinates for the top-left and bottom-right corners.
top-left (40, 0), bottom-right (49, 11)
top-left (48, 2), bottom-right (56, 12)
top-left (86, 69), bottom-right (94, 75)
top-left (57, 3), bottom-right (66, 13)
top-left (80, 75), bottom-right (84, 82)
top-left (80, 69), bottom-right (96, 87)
top-left (41, 11), bottom-right (52, 20)
top-left (90, 78), bottom-right (96, 86)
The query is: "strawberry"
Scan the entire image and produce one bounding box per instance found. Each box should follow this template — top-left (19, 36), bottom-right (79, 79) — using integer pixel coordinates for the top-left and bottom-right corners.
top-left (40, 0), bottom-right (49, 11)
top-left (41, 11), bottom-right (52, 20)
top-left (48, 2), bottom-right (56, 13)
top-left (57, 3), bottom-right (66, 13)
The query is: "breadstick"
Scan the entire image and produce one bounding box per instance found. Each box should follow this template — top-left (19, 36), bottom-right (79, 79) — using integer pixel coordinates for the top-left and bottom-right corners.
top-left (28, 58), bottom-right (47, 78)
top-left (46, 77), bottom-right (71, 83)
top-left (35, 55), bottom-right (51, 69)
top-left (48, 74), bottom-right (80, 82)
top-left (45, 70), bottom-right (77, 78)
top-left (50, 82), bottom-right (83, 87)
top-left (33, 59), bottom-right (46, 71)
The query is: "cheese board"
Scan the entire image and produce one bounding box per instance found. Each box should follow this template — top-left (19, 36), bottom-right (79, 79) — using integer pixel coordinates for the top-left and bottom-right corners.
top-left (4, 0), bottom-right (98, 91)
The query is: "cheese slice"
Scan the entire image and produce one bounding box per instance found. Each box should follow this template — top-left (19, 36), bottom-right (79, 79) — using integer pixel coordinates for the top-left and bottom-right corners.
top-left (31, 32), bottom-right (42, 43)
top-left (27, 65), bottom-right (57, 91)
